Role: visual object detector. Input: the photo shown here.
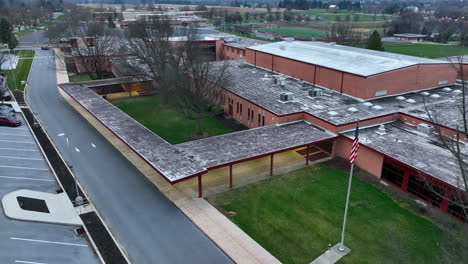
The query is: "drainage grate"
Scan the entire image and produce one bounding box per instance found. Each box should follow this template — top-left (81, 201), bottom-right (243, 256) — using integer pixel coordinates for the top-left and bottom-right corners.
top-left (17, 196), bottom-right (50, 213)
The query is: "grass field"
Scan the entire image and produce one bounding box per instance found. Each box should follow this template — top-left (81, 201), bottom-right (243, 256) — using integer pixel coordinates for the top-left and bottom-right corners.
top-left (383, 43), bottom-right (468, 58)
top-left (297, 9), bottom-right (392, 22)
top-left (1, 50), bottom-right (35, 91)
top-left (112, 96), bottom-right (233, 144)
top-left (69, 74), bottom-right (94, 83)
top-left (259, 27), bottom-right (328, 39)
top-left (209, 164), bottom-right (447, 264)
top-left (14, 28), bottom-right (36, 38)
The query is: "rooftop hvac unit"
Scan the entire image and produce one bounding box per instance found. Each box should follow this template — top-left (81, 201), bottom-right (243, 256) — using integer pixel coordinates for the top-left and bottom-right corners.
top-left (279, 92), bottom-right (294, 102)
top-left (309, 88), bottom-right (324, 97)
top-left (275, 76), bottom-right (286, 86)
top-left (417, 123), bottom-right (434, 135)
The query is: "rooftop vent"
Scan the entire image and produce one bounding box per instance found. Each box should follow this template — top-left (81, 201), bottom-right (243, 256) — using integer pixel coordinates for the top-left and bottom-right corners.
top-left (417, 123), bottom-right (434, 135)
top-left (327, 111), bottom-right (338, 116)
top-left (279, 92), bottom-right (294, 102)
top-left (274, 76), bottom-right (286, 86)
top-left (442, 87), bottom-right (452, 92)
top-left (421, 92), bottom-right (430, 96)
top-left (453, 89), bottom-right (462, 95)
top-left (372, 105), bottom-right (384, 110)
top-left (283, 37), bottom-right (294, 42)
top-left (347, 107), bottom-right (358, 113)
top-left (363, 102), bottom-right (373, 107)
top-left (405, 99), bottom-right (416, 104)
top-left (396, 96), bottom-right (406, 101)
top-left (376, 124), bottom-right (386, 135)
top-left (430, 94), bottom-right (440, 99)
top-left (279, 45), bottom-right (286, 50)
top-left (329, 42), bottom-right (336, 46)
top-left (309, 88), bottom-right (324, 97)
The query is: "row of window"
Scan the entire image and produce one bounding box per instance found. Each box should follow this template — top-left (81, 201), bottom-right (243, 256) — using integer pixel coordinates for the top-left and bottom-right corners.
top-left (230, 97), bottom-right (265, 127)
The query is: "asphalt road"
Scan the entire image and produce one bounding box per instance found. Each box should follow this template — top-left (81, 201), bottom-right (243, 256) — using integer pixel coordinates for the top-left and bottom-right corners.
top-left (26, 52), bottom-right (233, 263)
top-left (19, 30), bottom-right (49, 46)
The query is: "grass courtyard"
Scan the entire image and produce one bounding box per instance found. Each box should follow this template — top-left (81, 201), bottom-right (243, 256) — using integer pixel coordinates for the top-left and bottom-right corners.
top-left (112, 96), bottom-right (233, 144)
top-left (296, 9), bottom-right (392, 22)
top-left (1, 50), bottom-right (35, 90)
top-left (383, 43), bottom-right (468, 58)
top-left (259, 27), bottom-right (328, 39)
top-left (209, 164), bottom-right (447, 264)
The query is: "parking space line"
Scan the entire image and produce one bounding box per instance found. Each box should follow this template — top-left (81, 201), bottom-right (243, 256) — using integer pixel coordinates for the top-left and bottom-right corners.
top-left (0, 165), bottom-right (48, 171)
top-left (0, 147), bottom-right (38, 152)
top-left (15, 260), bottom-right (49, 264)
top-left (0, 176), bottom-right (54, 182)
top-left (0, 139), bottom-right (34, 144)
top-left (0, 155), bottom-right (43, 161)
top-left (10, 237), bottom-right (89, 247)
top-left (0, 132), bottom-right (29, 137)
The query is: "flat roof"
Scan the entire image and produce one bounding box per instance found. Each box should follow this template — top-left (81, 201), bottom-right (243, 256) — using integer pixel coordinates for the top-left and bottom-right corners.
top-left (224, 37), bottom-right (269, 49)
top-left (247, 41), bottom-right (447, 76)
top-left (213, 60), bottom-right (462, 128)
top-left (175, 121), bottom-right (336, 168)
top-left (393, 34), bottom-right (426, 38)
top-left (344, 122), bottom-right (465, 190)
top-left (60, 80), bottom-right (336, 182)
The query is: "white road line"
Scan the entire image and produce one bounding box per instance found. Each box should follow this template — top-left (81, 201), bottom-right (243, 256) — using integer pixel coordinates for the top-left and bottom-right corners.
top-left (0, 147), bottom-right (38, 152)
top-left (10, 237), bottom-right (89, 247)
top-left (0, 176), bottom-right (53, 182)
top-left (15, 260), bottom-right (49, 264)
top-left (0, 155), bottom-right (43, 161)
top-left (0, 132), bottom-right (29, 137)
top-left (0, 139), bottom-right (34, 144)
top-left (0, 165), bottom-right (48, 171)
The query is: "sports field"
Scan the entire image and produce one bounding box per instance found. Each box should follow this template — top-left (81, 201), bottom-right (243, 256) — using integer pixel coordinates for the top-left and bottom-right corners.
top-left (258, 27), bottom-right (328, 39)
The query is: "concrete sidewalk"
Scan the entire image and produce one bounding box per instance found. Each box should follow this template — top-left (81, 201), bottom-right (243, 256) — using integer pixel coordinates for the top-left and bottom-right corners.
top-left (55, 50), bottom-right (281, 264)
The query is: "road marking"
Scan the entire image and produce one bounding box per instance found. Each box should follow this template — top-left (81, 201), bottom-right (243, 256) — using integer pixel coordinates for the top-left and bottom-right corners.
top-left (10, 237), bottom-right (89, 247)
top-left (0, 147), bottom-right (38, 152)
top-left (0, 176), bottom-right (53, 182)
top-left (0, 155), bottom-right (43, 161)
top-left (0, 132), bottom-right (29, 137)
top-left (15, 260), bottom-right (48, 264)
top-left (75, 147), bottom-right (80, 153)
top-left (0, 139), bottom-right (34, 144)
top-left (0, 165), bottom-right (48, 171)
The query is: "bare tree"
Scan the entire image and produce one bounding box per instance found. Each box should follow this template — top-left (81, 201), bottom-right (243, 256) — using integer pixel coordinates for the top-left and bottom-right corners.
top-left (0, 53), bottom-right (8, 70)
top-left (423, 55), bottom-right (468, 223)
top-left (123, 18), bottom-right (231, 136)
top-left (70, 22), bottom-right (118, 80)
top-left (329, 23), bottom-right (355, 45)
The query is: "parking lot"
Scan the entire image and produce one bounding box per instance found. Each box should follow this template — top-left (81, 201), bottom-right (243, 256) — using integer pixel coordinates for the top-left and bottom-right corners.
top-left (0, 114), bottom-right (100, 264)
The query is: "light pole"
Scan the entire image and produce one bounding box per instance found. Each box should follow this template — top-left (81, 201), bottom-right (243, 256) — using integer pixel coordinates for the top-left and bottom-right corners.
top-left (58, 133), bottom-right (83, 205)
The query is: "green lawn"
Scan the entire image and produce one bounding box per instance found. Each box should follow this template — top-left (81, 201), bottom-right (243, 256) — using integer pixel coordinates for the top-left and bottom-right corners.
top-left (296, 9), bottom-right (392, 22)
top-left (259, 27), bottom-right (328, 39)
top-left (209, 164), bottom-right (446, 264)
top-left (69, 74), bottom-right (94, 83)
top-left (1, 50), bottom-right (35, 90)
top-left (112, 96), bottom-right (233, 144)
top-left (14, 28), bottom-right (36, 38)
top-left (383, 43), bottom-right (468, 58)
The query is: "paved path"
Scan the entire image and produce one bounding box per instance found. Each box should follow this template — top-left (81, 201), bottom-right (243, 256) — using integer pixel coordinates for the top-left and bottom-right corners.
top-left (26, 51), bottom-right (233, 263)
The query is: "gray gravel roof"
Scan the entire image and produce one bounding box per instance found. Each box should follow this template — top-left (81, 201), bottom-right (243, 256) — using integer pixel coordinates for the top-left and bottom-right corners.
top-left (175, 121), bottom-right (336, 168)
top-left (248, 41), bottom-right (448, 76)
top-left (345, 122), bottom-right (465, 190)
top-left (60, 80), bottom-right (336, 182)
top-left (214, 60), bottom-right (463, 128)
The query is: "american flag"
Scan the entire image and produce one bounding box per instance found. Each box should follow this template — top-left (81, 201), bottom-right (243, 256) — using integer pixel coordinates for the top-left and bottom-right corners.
top-left (349, 122), bottom-right (360, 164)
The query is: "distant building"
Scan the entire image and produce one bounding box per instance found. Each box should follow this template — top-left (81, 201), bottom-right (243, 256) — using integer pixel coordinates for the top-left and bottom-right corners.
top-left (328, 5), bottom-right (339, 10)
top-left (393, 33), bottom-right (426, 42)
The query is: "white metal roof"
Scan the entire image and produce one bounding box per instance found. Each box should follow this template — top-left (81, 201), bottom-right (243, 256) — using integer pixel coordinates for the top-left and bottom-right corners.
top-left (247, 41), bottom-right (448, 77)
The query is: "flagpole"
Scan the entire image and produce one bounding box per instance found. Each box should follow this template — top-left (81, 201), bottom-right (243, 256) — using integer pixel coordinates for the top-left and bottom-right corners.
top-left (339, 163), bottom-right (354, 251)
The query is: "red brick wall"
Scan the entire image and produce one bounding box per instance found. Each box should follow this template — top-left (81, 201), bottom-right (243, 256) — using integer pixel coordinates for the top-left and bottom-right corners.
top-left (334, 136), bottom-right (384, 177)
top-left (254, 51), bottom-right (274, 69)
top-left (399, 113), bottom-right (468, 141)
top-left (272, 56), bottom-right (316, 83)
top-left (222, 45), bottom-right (246, 60)
top-left (315, 67), bottom-right (343, 92)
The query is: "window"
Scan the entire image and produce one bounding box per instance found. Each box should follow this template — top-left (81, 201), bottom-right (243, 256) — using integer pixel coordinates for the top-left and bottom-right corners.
top-left (407, 175), bottom-right (444, 207)
top-left (381, 162), bottom-right (404, 187)
top-left (240, 104), bottom-right (243, 115)
top-left (258, 113), bottom-right (261, 124)
top-left (247, 109), bottom-right (251, 120)
top-left (236, 102), bottom-right (239, 113)
top-left (262, 115), bottom-right (265, 126)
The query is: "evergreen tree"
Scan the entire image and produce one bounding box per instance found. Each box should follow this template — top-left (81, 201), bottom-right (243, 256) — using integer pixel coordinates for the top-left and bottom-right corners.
top-left (367, 30), bottom-right (384, 51)
top-left (108, 16), bottom-right (116, 29)
top-left (0, 18), bottom-right (12, 43)
top-left (8, 36), bottom-right (18, 51)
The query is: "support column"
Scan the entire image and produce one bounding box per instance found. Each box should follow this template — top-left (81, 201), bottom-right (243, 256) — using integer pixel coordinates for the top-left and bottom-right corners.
top-left (229, 165), bottom-right (233, 189)
top-left (440, 188), bottom-right (450, 212)
top-left (270, 154), bottom-right (274, 176)
top-left (306, 144), bottom-right (310, 166)
top-left (401, 171), bottom-right (410, 192)
top-left (198, 174), bottom-right (203, 198)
